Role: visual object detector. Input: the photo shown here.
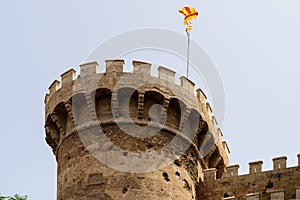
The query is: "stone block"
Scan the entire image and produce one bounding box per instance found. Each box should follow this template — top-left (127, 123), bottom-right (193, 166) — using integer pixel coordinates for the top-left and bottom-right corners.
top-left (61, 69), bottom-right (76, 86)
top-left (203, 168), bottom-right (217, 181)
top-left (272, 156), bottom-right (287, 170)
top-left (158, 66), bottom-right (175, 83)
top-left (49, 80), bottom-right (60, 94)
top-left (246, 193), bottom-right (259, 200)
top-left (132, 60), bottom-right (151, 75)
top-left (105, 59), bottom-right (124, 73)
top-left (225, 164), bottom-right (239, 177)
top-left (80, 61), bottom-right (98, 77)
top-left (269, 189), bottom-right (284, 200)
top-left (180, 76), bottom-right (195, 92)
top-left (249, 160), bottom-right (263, 173)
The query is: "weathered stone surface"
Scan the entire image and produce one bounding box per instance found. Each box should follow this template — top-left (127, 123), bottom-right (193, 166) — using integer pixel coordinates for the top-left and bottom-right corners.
top-left (44, 59), bottom-right (230, 200)
top-left (45, 59), bottom-right (300, 200)
top-left (198, 156), bottom-right (300, 200)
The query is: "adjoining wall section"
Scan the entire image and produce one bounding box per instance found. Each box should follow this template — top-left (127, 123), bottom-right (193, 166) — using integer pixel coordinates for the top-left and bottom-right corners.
top-left (198, 154), bottom-right (300, 200)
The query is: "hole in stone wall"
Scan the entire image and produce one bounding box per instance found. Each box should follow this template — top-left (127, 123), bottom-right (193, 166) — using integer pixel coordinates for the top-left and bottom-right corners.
top-left (183, 179), bottom-right (191, 191)
top-left (146, 143), bottom-right (153, 149)
top-left (174, 159), bottom-right (181, 167)
top-left (64, 154), bottom-right (71, 160)
top-left (277, 173), bottom-right (281, 178)
top-left (175, 171), bottom-right (180, 177)
top-left (224, 193), bottom-right (229, 198)
top-left (266, 181), bottom-right (273, 189)
top-left (122, 152), bottom-right (128, 157)
top-left (162, 172), bottom-right (170, 182)
top-left (122, 187), bottom-right (128, 194)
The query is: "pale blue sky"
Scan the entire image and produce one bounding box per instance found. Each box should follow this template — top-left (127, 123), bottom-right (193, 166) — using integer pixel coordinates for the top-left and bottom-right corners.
top-left (1, 1), bottom-right (300, 199)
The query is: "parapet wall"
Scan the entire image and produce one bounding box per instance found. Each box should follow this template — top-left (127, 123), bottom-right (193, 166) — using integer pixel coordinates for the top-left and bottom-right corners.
top-left (44, 59), bottom-right (229, 171)
top-left (44, 59), bottom-right (231, 200)
top-left (198, 154), bottom-right (300, 200)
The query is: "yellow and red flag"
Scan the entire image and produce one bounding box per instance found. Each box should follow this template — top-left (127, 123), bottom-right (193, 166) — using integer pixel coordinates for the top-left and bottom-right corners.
top-left (179, 6), bottom-right (199, 32)
top-left (185, 20), bottom-right (193, 31)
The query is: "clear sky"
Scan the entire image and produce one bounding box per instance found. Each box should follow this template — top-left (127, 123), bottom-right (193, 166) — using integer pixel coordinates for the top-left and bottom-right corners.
top-left (1, 1), bottom-right (300, 199)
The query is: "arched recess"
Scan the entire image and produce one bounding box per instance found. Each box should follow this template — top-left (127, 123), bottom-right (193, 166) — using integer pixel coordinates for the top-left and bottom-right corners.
top-left (70, 93), bottom-right (89, 126)
top-left (117, 87), bottom-right (139, 119)
top-left (182, 109), bottom-right (202, 140)
top-left (52, 102), bottom-right (68, 136)
top-left (165, 98), bottom-right (186, 131)
top-left (143, 90), bottom-right (164, 122)
top-left (215, 158), bottom-right (225, 179)
top-left (94, 88), bottom-right (112, 121)
top-left (199, 131), bottom-right (215, 160)
top-left (45, 115), bottom-right (60, 152)
top-left (196, 120), bottom-right (209, 149)
top-left (208, 147), bottom-right (225, 179)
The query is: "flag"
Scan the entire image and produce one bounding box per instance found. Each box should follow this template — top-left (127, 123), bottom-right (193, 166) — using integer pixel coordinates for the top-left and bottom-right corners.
top-left (179, 6), bottom-right (199, 32)
top-left (185, 20), bottom-right (192, 31)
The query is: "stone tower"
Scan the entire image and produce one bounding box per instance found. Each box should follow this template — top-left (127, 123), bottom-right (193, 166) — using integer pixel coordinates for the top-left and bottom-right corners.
top-left (44, 59), bottom-right (230, 200)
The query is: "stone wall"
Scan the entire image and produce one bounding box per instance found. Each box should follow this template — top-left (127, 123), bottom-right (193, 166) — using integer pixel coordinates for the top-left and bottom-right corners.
top-left (198, 155), bottom-right (300, 200)
top-left (44, 59), bottom-right (230, 200)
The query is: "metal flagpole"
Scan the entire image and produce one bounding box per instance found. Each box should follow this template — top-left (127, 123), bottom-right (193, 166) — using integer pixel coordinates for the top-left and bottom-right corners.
top-left (186, 32), bottom-right (191, 78)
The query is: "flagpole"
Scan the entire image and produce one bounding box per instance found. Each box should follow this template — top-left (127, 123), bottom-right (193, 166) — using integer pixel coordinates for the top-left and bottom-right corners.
top-left (186, 32), bottom-right (190, 78)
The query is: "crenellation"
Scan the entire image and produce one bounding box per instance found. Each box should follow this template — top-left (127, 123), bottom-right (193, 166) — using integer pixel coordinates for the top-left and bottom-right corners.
top-left (44, 93), bottom-right (50, 104)
top-left (79, 61), bottom-right (98, 77)
top-left (272, 156), bottom-right (287, 170)
top-left (249, 160), bottom-right (263, 174)
top-left (44, 59), bottom-right (237, 200)
top-left (211, 116), bottom-right (218, 131)
top-left (222, 141), bottom-right (230, 154)
top-left (105, 59), bottom-right (124, 73)
top-left (212, 116), bottom-right (218, 125)
top-left (157, 66), bottom-right (176, 83)
top-left (218, 128), bottom-right (223, 137)
top-left (132, 60), bottom-right (151, 75)
top-left (44, 59), bottom-right (300, 200)
top-left (180, 76), bottom-right (195, 93)
top-left (196, 88), bottom-right (207, 102)
top-left (206, 103), bottom-right (213, 120)
top-left (225, 164), bottom-right (239, 178)
top-left (203, 168), bottom-right (217, 181)
top-left (61, 69), bottom-right (76, 86)
top-left (49, 80), bottom-right (60, 95)
top-left (198, 154), bottom-right (300, 199)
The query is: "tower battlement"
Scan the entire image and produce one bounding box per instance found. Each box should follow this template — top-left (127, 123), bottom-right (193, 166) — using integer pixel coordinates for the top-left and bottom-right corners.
top-left (44, 59), bottom-right (300, 200)
top-left (199, 154), bottom-right (300, 200)
top-left (44, 59), bottom-right (229, 200)
top-left (45, 59), bottom-right (229, 164)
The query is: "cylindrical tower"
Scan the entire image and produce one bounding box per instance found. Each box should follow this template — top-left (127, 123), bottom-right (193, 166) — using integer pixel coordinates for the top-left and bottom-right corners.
top-left (44, 59), bottom-right (229, 200)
